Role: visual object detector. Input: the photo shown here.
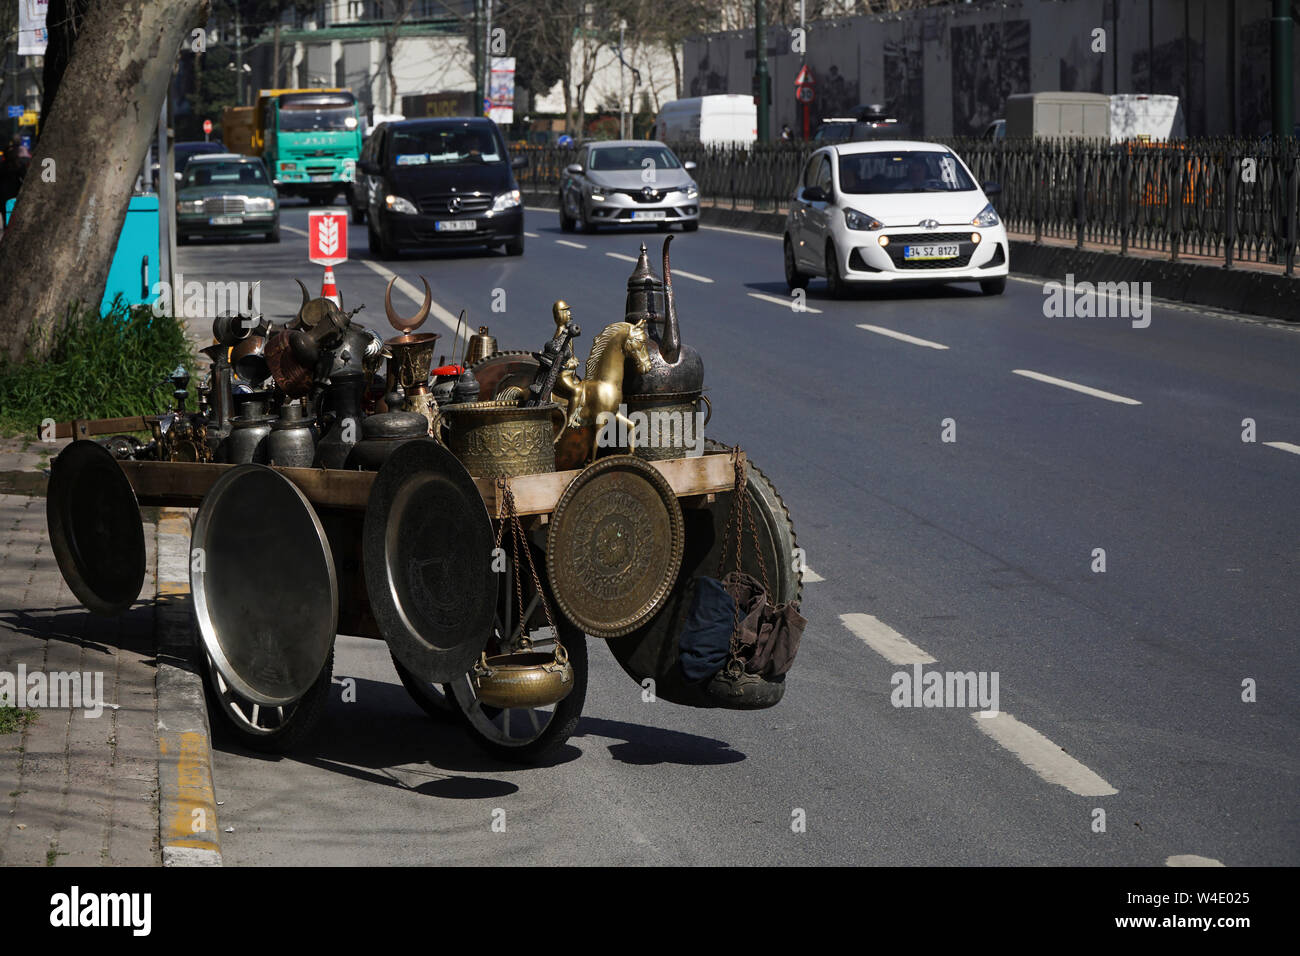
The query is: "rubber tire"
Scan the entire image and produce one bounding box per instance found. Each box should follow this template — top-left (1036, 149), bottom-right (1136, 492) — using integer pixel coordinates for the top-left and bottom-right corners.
top-left (559, 194), bottom-right (576, 232)
top-left (980, 276), bottom-right (1007, 296)
top-left (203, 647), bottom-right (335, 754)
top-left (351, 204), bottom-right (365, 225)
top-left (784, 237), bottom-right (809, 290)
top-left (682, 220), bottom-right (699, 232)
top-left (264, 223), bottom-right (280, 243)
top-left (825, 242), bottom-right (849, 299)
top-left (391, 653), bottom-right (456, 721)
top-left (447, 623), bottom-right (588, 764)
top-left (504, 235), bottom-right (524, 256)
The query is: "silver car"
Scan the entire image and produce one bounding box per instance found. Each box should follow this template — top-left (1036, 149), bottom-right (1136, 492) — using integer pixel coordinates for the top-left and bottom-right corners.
top-left (558, 141), bottom-right (700, 233)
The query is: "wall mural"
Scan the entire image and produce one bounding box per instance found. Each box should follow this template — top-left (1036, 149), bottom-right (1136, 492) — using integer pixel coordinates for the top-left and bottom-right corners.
top-left (812, 63), bottom-right (860, 125)
top-left (883, 26), bottom-right (925, 139)
top-left (1238, 19), bottom-right (1272, 135)
top-left (1130, 36), bottom-right (1205, 136)
top-left (950, 19), bottom-right (1031, 136)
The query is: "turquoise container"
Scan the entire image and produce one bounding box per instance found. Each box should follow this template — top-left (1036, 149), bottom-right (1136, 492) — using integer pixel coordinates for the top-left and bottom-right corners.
top-left (5, 195), bottom-right (160, 315)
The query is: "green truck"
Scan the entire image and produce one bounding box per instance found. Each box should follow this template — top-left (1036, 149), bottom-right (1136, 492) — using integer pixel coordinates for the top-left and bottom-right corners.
top-left (224, 88), bottom-right (362, 204)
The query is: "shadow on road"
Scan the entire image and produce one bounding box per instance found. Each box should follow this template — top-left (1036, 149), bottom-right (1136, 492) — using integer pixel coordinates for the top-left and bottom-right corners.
top-left (572, 715), bottom-right (746, 767)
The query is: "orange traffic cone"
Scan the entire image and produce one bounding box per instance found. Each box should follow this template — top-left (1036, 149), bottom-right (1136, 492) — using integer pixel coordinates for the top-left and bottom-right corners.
top-left (320, 266), bottom-right (340, 307)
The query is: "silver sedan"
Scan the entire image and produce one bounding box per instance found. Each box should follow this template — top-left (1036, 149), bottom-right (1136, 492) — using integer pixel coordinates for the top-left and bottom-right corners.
top-left (558, 141), bottom-right (700, 233)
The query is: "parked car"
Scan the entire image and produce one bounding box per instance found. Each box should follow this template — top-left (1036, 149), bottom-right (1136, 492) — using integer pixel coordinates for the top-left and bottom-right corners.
top-left (813, 104), bottom-right (907, 143)
top-left (356, 117), bottom-right (526, 257)
top-left (175, 153), bottom-right (279, 244)
top-left (783, 140), bottom-right (1009, 297)
top-left (981, 119), bottom-right (1006, 140)
top-left (558, 141), bottom-right (699, 233)
top-left (173, 141), bottom-right (226, 180)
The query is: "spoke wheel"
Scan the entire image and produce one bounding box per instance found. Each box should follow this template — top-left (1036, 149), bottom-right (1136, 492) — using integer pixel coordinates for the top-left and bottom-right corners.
top-left (203, 647), bottom-right (334, 754)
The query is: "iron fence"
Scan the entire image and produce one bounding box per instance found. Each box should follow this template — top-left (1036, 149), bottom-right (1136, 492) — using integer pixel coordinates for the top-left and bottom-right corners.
top-left (515, 137), bottom-right (1300, 274)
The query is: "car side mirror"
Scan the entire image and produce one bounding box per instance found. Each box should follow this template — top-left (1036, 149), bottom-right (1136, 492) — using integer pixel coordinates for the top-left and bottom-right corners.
top-left (174, 171), bottom-right (182, 182)
top-left (683, 160), bottom-right (697, 172)
top-left (803, 185), bottom-right (827, 203)
top-left (511, 155), bottom-right (528, 170)
top-left (565, 163), bottom-right (583, 175)
top-left (982, 181), bottom-right (1002, 197)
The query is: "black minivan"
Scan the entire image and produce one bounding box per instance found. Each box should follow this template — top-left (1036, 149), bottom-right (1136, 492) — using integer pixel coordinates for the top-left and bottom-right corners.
top-left (355, 117), bottom-right (527, 258)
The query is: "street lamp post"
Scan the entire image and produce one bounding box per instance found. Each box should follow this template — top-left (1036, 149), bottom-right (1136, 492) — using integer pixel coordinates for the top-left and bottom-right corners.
top-left (755, 0), bottom-right (769, 142)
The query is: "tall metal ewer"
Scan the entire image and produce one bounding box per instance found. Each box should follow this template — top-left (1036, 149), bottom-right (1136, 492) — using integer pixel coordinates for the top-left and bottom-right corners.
top-left (383, 276), bottom-right (440, 433)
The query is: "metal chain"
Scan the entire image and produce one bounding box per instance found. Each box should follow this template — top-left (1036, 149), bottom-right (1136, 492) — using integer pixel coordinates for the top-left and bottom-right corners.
top-left (499, 478), bottom-right (561, 653)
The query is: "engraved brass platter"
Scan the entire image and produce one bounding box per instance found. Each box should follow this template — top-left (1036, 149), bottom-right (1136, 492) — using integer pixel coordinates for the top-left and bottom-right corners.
top-left (546, 455), bottom-right (684, 639)
top-left (47, 440), bottom-right (146, 616)
top-left (363, 439), bottom-right (496, 683)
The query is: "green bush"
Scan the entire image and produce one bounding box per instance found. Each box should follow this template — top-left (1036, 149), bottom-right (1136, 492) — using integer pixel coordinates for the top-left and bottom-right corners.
top-left (0, 296), bottom-right (195, 437)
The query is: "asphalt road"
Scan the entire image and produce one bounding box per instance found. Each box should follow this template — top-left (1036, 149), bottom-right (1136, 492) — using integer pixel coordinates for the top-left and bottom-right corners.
top-left (186, 200), bottom-right (1298, 865)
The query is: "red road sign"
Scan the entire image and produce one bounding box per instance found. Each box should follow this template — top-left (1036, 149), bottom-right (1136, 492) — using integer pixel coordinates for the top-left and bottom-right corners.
top-left (203, 118), bottom-right (212, 134)
top-left (794, 64), bottom-right (815, 103)
top-left (308, 211), bottom-right (349, 266)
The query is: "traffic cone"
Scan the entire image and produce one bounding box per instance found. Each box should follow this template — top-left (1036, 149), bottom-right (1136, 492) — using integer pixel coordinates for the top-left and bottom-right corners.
top-left (320, 266), bottom-right (340, 307)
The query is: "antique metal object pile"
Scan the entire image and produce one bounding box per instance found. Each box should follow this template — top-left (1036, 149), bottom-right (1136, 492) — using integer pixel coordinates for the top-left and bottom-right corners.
top-left (44, 239), bottom-right (804, 762)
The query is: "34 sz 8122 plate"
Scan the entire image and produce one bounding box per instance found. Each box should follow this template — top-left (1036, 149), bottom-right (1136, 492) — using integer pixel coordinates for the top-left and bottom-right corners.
top-left (903, 243), bottom-right (959, 260)
top-left (435, 220), bottom-right (477, 232)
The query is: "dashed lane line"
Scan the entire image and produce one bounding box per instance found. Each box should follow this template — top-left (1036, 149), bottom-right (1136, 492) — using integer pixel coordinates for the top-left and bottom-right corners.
top-left (1264, 441), bottom-right (1300, 456)
top-left (839, 613), bottom-right (936, 666)
top-left (604, 251), bottom-right (714, 283)
top-left (356, 260), bottom-right (463, 337)
top-left (556, 239), bottom-right (587, 249)
top-left (1166, 855), bottom-right (1225, 867)
top-left (523, 231), bottom-right (539, 238)
top-left (972, 713), bottom-right (1118, 797)
top-left (856, 324), bottom-right (950, 351)
top-left (1011, 368), bottom-right (1142, 406)
top-left (746, 291), bottom-right (823, 314)
top-left (803, 567), bottom-right (824, 582)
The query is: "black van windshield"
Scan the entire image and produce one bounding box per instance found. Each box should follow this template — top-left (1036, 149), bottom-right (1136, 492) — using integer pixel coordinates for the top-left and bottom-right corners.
top-left (387, 126), bottom-right (503, 166)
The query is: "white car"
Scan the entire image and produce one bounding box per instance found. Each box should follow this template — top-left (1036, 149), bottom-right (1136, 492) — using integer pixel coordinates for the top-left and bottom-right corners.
top-left (783, 140), bottom-right (1009, 297)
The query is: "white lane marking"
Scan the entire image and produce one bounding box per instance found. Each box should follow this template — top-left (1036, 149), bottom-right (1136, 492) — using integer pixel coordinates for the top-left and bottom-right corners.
top-left (523, 231), bottom-right (539, 238)
top-left (802, 567), bottom-right (824, 582)
top-left (747, 291), bottom-right (822, 314)
top-left (555, 239), bottom-right (587, 249)
top-left (702, 223), bottom-right (783, 241)
top-left (1166, 855), bottom-right (1226, 867)
top-left (604, 251), bottom-right (713, 283)
top-left (1264, 441), bottom-right (1300, 456)
top-left (839, 613), bottom-right (936, 666)
top-left (1011, 369), bottom-right (1142, 406)
top-left (357, 259), bottom-right (462, 337)
top-left (856, 324), bottom-right (950, 351)
top-left (284, 225), bottom-right (309, 237)
top-left (972, 712), bottom-right (1118, 797)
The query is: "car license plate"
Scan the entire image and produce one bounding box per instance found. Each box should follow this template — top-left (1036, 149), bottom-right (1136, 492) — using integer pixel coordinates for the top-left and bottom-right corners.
top-left (209, 215), bottom-right (243, 225)
top-left (631, 210), bottom-right (666, 221)
top-left (435, 220), bottom-right (476, 232)
top-left (903, 243), bottom-right (959, 260)
top-left (310, 174), bottom-right (332, 182)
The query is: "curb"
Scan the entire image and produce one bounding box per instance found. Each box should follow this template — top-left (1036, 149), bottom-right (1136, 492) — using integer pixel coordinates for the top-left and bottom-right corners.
top-left (154, 508), bottom-right (222, 867)
top-left (523, 194), bottom-right (1300, 322)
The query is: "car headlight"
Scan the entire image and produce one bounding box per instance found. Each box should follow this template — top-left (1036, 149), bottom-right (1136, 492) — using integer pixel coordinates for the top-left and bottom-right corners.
top-left (972, 203), bottom-right (999, 227)
top-left (280, 162), bottom-right (297, 171)
top-left (684, 183), bottom-right (699, 199)
top-left (244, 197), bottom-right (275, 211)
top-left (177, 200), bottom-right (204, 213)
top-left (589, 187), bottom-right (607, 202)
top-left (844, 208), bottom-right (884, 230)
top-left (386, 195), bottom-right (418, 215)
top-left (491, 189), bottom-right (521, 212)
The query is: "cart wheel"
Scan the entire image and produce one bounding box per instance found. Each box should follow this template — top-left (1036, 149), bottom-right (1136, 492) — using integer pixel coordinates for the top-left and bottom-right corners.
top-left (391, 652), bottom-right (456, 721)
top-left (446, 618), bottom-right (588, 764)
top-left (203, 646), bottom-right (335, 754)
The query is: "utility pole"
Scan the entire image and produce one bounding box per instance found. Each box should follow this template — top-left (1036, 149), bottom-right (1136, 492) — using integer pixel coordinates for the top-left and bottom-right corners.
top-left (619, 21), bottom-right (626, 139)
top-left (1273, 0), bottom-right (1294, 136)
top-left (755, 0), bottom-right (770, 142)
top-left (473, 0), bottom-right (482, 116)
top-left (235, 5), bottom-right (244, 105)
top-left (484, 0), bottom-right (493, 117)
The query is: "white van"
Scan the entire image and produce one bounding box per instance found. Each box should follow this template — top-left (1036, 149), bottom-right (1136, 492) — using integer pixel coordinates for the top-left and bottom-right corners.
top-left (653, 95), bottom-right (757, 146)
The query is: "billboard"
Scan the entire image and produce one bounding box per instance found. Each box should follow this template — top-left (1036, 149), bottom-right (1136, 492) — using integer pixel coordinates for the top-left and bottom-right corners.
top-left (18, 0), bottom-right (48, 56)
top-left (488, 57), bottom-right (515, 125)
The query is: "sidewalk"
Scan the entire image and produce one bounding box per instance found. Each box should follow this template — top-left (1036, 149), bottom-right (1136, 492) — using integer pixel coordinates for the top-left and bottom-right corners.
top-left (0, 437), bottom-right (160, 865)
top-left (0, 435), bottom-right (221, 866)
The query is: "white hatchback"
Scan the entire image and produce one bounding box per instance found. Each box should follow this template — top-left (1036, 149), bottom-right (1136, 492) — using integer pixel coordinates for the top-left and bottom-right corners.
top-left (783, 140), bottom-right (1009, 297)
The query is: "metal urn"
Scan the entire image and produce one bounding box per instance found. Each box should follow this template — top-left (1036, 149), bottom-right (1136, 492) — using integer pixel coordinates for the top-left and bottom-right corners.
top-left (267, 401), bottom-right (317, 467)
top-left (382, 276), bottom-right (440, 435)
top-left (622, 237), bottom-right (704, 400)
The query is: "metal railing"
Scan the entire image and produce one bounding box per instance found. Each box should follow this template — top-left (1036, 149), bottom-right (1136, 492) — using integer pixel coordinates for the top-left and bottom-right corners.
top-left (514, 138), bottom-right (1300, 274)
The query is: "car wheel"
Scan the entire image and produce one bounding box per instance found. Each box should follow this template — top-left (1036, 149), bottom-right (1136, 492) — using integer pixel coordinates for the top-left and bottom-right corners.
top-left (980, 277), bottom-right (1006, 296)
top-left (505, 235), bottom-right (524, 256)
top-left (682, 220), bottom-right (699, 232)
top-left (558, 193), bottom-right (576, 232)
top-left (784, 236), bottom-right (809, 291)
top-left (825, 242), bottom-right (849, 299)
top-left (264, 222), bottom-right (280, 243)
top-left (350, 204), bottom-right (365, 225)
top-left (176, 233), bottom-right (190, 246)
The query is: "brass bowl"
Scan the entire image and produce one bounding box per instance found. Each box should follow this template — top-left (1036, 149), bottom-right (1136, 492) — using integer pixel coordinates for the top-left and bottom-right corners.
top-left (473, 651), bottom-right (574, 709)
top-left (440, 399), bottom-right (566, 478)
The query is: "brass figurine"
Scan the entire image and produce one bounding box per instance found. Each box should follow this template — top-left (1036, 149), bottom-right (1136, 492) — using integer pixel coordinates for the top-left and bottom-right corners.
top-left (551, 319), bottom-right (652, 465)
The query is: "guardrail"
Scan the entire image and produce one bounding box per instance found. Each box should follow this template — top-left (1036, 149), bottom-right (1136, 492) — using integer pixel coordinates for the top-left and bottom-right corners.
top-left (514, 138), bottom-right (1300, 274)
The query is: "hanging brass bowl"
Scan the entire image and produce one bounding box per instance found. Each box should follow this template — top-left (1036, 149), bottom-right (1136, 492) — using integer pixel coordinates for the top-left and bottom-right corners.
top-left (472, 647), bottom-right (574, 710)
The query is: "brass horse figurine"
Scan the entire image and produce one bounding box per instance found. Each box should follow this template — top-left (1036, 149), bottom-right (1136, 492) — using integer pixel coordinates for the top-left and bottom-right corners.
top-left (552, 319), bottom-right (652, 464)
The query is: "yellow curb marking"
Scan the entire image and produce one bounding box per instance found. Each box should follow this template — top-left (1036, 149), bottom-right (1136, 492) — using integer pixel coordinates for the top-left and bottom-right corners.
top-left (163, 731), bottom-right (218, 848)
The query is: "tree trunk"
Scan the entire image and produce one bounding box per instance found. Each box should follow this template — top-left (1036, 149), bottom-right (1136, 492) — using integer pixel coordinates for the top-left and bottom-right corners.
top-left (41, 0), bottom-right (92, 121)
top-left (0, 0), bottom-right (210, 363)
top-left (272, 22), bottom-right (281, 89)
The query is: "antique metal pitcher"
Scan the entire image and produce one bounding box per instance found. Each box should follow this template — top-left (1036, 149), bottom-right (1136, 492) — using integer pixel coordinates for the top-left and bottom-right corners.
top-left (622, 237), bottom-right (704, 399)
